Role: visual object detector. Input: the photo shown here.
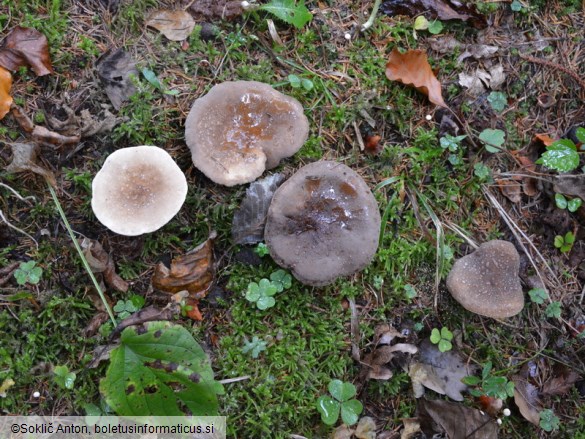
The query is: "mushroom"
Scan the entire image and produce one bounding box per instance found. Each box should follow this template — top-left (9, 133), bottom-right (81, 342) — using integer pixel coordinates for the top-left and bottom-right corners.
top-left (91, 146), bottom-right (187, 236)
top-left (184, 80), bottom-right (309, 186)
top-left (265, 161), bottom-right (381, 286)
top-left (446, 240), bottom-right (524, 318)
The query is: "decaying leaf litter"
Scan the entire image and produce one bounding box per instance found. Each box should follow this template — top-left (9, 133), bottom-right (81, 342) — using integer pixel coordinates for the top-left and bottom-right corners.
top-left (1, 0), bottom-right (584, 437)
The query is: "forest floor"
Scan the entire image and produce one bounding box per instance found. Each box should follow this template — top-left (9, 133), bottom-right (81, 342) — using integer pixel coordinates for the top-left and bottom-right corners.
top-left (1, 0), bottom-right (584, 438)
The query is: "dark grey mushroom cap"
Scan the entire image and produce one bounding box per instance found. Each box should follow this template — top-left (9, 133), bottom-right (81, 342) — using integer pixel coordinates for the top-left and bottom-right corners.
top-left (446, 240), bottom-right (524, 318)
top-left (185, 81), bottom-right (309, 186)
top-left (265, 161), bottom-right (381, 286)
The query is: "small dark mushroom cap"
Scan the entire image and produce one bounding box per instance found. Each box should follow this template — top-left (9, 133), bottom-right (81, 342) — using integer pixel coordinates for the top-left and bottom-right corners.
top-left (91, 146), bottom-right (187, 236)
top-left (446, 240), bottom-right (524, 318)
top-left (265, 161), bottom-right (381, 286)
top-left (185, 80), bottom-right (309, 186)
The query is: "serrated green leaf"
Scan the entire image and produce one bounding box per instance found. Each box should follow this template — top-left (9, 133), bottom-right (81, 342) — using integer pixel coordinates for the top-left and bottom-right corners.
top-left (100, 321), bottom-right (223, 416)
top-left (537, 141), bottom-right (580, 172)
top-left (479, 129), bottom-right (506, 153)
top-left (316, 395), bottom-right (340, 425)
top-left (259, 0), bottom-right (312, 30)
top-left (340, 399), bottom-right (363, 426)
top-left (568, 197), bottom-right (582, 212)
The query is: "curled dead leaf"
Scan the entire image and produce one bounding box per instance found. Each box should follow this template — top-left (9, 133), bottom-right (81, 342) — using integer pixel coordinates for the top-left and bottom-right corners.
top-left (4, 142), bottom-right (56, 187)
top-left (386, 49), bottom-right (448, 108)
top-left (146, 10), bottom-right (196, 41)
top-left (512, 375), bottom-right (541, 426)
top-left (152, 232), bottom-right (216, 297)
top-left (0, 66), bottom-right (12, 120)
top-left (0, 26), bottom-right (53, 76)
top-left (496, 179), bottom-right (522, 203)
top-left (81, 238), bottom-right (129, 293)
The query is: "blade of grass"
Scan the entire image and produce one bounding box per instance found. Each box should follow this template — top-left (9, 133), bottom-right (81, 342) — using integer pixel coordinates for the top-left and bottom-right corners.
top-left (47, 181), bottom-right (116, 325)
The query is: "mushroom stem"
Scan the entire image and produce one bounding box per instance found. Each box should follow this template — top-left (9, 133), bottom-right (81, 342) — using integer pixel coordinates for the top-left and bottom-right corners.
top-left (241, 1), bottom-right (259, 11)
top-left (48, 181), bottom-right (117, 326)
top-left (361, 0), bottom-right (382, 31)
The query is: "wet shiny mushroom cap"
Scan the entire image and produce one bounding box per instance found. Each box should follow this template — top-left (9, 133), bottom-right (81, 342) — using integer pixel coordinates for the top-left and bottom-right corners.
top-left (265, 161), bottom-right (381, 286)
top-left (185, 80), bottom-right (309, 186)
top-left (91, 146), bottom-right (188, 236)
top-left (446, 240), bottom-right (525, 318)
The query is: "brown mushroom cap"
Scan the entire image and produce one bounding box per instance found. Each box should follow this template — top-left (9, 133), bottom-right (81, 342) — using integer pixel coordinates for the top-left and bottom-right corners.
top-left (446, 240), bottom-right (524, 318)
top-left (91, 146), bottom-right (187, 236)
top-left (265, 161), bottom-right (381, 286)
top-left (185, 80), bottom-right (309, 186)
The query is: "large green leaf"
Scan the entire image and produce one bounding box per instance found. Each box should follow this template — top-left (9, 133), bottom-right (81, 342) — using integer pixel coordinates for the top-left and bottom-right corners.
top-left (100, 321), bottom-right (223, 416)
top-left (259, 0), bottom-right (312, 29)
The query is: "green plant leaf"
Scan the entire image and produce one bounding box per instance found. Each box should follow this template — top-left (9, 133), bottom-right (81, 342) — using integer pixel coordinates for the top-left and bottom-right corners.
top-left (575, 127), bottom-right (585, 144)
top-left (270, 270), bottom-right (292, 292)
top-left (427, 20), bottom-right (443, 34)
top-left (113, 300), bottom-right (127, 313)
top-left (536, 140), bottom-right (580, 172)
top-left (473, 162), bottom-right (491, 180)
top-left (242, 336), bottom-right (267, 358)
top-left (288, 74), bottom-right (301, 88)
top-left (479, 129), bottom-right (505, 153)
top-left (482, 361), bottom-right (493, 380)
top-left (404, 284), bottom-right (417, 299)
top-left (565, 231), bottom-right (575, 244)
top-left (554, 235), bottom-right (564, 248)
top-left (301, 78), bottom-right (314, 91)
top-left (413, 16), bottom-right (429, 30)
top-left (487, 91), bottom-right (507, 113)
top-left (528, 288), bottom-right (548, 304)
top-left (257, 296), bottom-right (276, 310)
top-left (510, 0), bottom-right (522, 11)
top-left (259, 0), bottom-right (312, 29)
top-left (142, 68), bottom-right (162, 90)
top-left (567, 197), bottom-right (582, 212)
top-left (440, 327), bottom-right (453, 341)
top-left (100, 321), bottom-right (223, 416)
top-left (316, 395), bottom-right (340, 425)
top-left (245, 282), bottom-right (261, 302)
top-left (539, 409), bottom-right (560, 432)
top-left (340, 399), bottom-right (363, 426)
top-left (430, 328), bottom-right (441, 344)
top-left (462, 376), bottom-right (482, 386)
top-left (545, 301), bottom-right (561, 319)
top-left (27, 266), bottom-right (43, 284)
top-left (54, 365), bottom-right (76, 390)
top-left (258, 278), bottom-right (278, 296)
top-left (328, 379), bottom-right (356, 402)
top-left (555, 193), bottom-right (567, 209)
top-left (438, 339), bottom-right (452, 352)
top-left (254, 242), bottom-right (270, 257)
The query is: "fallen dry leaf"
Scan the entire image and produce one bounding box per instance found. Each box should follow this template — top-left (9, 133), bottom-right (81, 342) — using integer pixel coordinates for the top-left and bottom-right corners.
top-left (400, 418), bottom-right (421, 439)
top-left (11, 104), bottom-right (80, 147)
top-left (541, 365), bottom-right (580, 396)
top-left (0, 26), bottom-right (53, 76)
top-left (458, 64), bottom-right (505, 96)
top-left (386, 49), bottom-right (448, 108)
top-left (512, 375), bottom-right (541, 426)
top-left (5, 142), bottom-right (56, 187)
top-left (355, 416), bottom-right (377, 439)
top-left (0, 66), bottom-right (12, 119)
top-left (496, 179), bottom-right (522, 203)
top-left (418, 398), bottom-right (498, 439)
top-left (96, 48), bottom-right (138, 110)
top-left (81, 238), bottom-right (129, 293)
top-left (232, 174), bottom-right (284, 245)
top-left (152, 232), bottom-right (215, 296)
top-left (381, 0), bottom-right (486, 28)
top-left (146, 10), bottom-right (196, 41)
top-left (534, 133), bottom-right (555, 146)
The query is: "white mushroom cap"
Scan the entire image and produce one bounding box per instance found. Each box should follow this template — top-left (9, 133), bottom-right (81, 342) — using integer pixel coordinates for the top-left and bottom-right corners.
top-left (91, 146), bottom-right (188, 236)
top-left (185, 81), bottom-right (309, 186)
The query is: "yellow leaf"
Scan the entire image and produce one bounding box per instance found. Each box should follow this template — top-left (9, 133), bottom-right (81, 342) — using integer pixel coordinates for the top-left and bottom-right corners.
top-left (0, 66), bottom-right (13, 120)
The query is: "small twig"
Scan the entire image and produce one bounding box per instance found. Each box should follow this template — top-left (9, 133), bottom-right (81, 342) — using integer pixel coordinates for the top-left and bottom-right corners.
top-left (219, 375), bottom-right (251, 385)
top-left (348, 298), bottom-right (361, 362)
top-left (519, 53), bottom-right (585, 90)
top-left (0, 209), bottom-right (38, 247)
top-left (47, 181), bottom-right (116, 325)
top-left (0, 182), bottom-right (36, 204)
